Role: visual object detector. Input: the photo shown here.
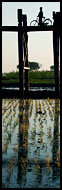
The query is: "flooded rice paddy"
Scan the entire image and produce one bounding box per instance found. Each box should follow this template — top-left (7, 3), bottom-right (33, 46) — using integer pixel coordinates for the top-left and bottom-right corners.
top-left (2, 98), bottom-right (60, 188)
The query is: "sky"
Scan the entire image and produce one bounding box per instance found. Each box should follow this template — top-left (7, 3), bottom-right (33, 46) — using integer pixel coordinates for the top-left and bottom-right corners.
top-left (2, 2), bottom-right (60, 73)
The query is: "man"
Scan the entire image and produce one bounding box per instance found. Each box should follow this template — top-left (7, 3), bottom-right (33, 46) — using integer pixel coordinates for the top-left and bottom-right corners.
top-left (38, 7), bottom-right (43, 26)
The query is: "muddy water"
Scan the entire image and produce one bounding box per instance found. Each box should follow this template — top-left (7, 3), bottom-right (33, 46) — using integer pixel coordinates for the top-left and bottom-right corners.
top-left (2, 99), bottom-right (60, 188)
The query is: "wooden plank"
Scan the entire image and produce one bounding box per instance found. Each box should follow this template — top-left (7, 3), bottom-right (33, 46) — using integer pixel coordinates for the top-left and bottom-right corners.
top-left (24, 66), bottom-right (30, 70)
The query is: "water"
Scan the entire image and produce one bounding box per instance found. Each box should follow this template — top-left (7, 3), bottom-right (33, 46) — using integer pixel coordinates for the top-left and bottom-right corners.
top-left (2, 87), bottom-right (55, 91)
top-left (2, 98), bottom-right (60, 188)
top-left (29, 87), bottom-right (55, 91)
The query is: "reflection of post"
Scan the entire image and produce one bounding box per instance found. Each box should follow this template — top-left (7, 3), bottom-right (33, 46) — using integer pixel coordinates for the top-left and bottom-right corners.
top-left (23, 15), bottom-right (29, 97)
top-left (52, 99), bottom-right (60, 177)
top-left (53, 12), bottom-right (59, 96)
top-left (18, 99), bottom-right (29, 186)
top-left (18, 99), bottom-right (24, 184)
top-left (18, 9), bottom-right (24, 97)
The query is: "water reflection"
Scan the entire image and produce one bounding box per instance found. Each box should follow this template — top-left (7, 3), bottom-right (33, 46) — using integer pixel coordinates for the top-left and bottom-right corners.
top-left (18, 99), bottom-right (29, 187)
top-left (17, 99), bottom-right (60, 188)
top-left (2, 99), bottom-right (60, 188)
top-left (52, 99), bottom-right (60, 184)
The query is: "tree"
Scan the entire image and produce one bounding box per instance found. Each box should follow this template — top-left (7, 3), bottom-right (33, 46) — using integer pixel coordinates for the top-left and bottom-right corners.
top-left (17, 61), bottom-right (40, 71)
top-left (50, 65), bottom-right (54, 71)
top-left (29, 61), bottom-right (40, 70)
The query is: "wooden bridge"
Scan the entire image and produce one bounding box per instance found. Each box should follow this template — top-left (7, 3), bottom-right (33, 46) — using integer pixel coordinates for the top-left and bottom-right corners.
top-left (2, 7), bottom-right (61, 99)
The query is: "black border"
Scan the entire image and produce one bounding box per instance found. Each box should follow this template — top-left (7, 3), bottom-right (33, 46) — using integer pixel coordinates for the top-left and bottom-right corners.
top-left (0, 1), bottom-right (2, 190)
top-left (1, 1), bottom-right (61, 190)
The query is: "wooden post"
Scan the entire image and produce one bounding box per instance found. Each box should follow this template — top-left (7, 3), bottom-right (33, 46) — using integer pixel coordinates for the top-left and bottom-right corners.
top-left (18, 9), bottom-right (24, 97)
top-left (53, 12), bottom-right (59, 96)
top-left (23, 15), bottom-right (29, 97)
top-left (25, 34), bottom-right (29, 97)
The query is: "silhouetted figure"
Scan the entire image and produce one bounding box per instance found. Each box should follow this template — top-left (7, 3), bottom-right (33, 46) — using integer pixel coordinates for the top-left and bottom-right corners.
top-left (38, 7), bottom-right (43, 26)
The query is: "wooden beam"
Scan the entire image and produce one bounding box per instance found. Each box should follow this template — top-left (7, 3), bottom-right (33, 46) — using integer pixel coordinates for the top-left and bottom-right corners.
top-left (2, 25), bottom-right (53, 32)
top-left (2, 26), bottom-right (18, 32)
top-left (24, 66), bottom-right (30, 70)
top-left (27, 25), bottom-right (53, 32)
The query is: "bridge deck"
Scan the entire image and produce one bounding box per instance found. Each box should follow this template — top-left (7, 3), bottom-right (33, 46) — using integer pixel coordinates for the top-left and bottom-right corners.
top-left (2, 25), bottom-right (53, 32)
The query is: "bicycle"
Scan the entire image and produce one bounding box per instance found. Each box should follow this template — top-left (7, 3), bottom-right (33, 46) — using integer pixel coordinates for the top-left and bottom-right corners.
top-left (30, 16), bottom-right (52, 26)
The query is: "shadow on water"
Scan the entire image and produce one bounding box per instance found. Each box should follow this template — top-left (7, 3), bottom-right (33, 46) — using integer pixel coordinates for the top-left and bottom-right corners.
top-left (2, 98), bottom-right (60, 188)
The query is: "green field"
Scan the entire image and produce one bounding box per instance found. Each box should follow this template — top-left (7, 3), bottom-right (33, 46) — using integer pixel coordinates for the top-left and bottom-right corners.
top-left (2, 71), bottom-right (55, 85)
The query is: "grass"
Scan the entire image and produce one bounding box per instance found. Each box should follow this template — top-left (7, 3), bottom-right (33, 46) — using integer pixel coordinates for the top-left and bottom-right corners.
top-left (2, 71), bottom-right (55, 85)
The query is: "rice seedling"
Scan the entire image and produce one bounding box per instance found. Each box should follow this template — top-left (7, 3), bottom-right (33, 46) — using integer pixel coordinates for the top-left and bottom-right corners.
top-left (31, 133), bottom-right (36, 141)
top-left (4, 127), bottom-right (8, 133)
top-left (3, 117), bottom-right (6, 123)
top-left (34, 157), bottom-right (37, 164)
top-left (38, 117), bottom-right (41, 122)
top-left (2, 98), bottom-right (60, 188)
top-left (45, 156), bottom-right (50, 167)
top-left (23, 143), bottom-right (27, 149)
top-left (13, 145), bottom-right (18, 151)
top-left (4, 140), bottom-right (8, 152)
top-left (13, 111), bottom-right (16, 116)
top-left (15, 117), bottom-right (19, 125)
top-left (37, 165), bottom-right (40, 171)
top-left (23, 115), bottom-right (26, 121)
top-left (40, 123), bottom-right (43, 129)
top-left (24, 123), bottom-right (29, 134)
top-left (8, 160), bottom-right (15, 169)
top-left (2, 110), bottom-right (6, 116)
top-left (19, 111), bottom-right (23, 117)
top-left (20, 124), bottom-right (23, 133)
top-left (7, 132), bottom-right (11, 141)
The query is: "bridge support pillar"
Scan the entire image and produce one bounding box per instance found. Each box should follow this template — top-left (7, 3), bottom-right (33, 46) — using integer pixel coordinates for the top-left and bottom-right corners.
top-left (53, 12), bottom-right (60, 96)
top-left (18, 9), bottom-right (24, 98)
top-left (23, 15), bottom-right (29, 98)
